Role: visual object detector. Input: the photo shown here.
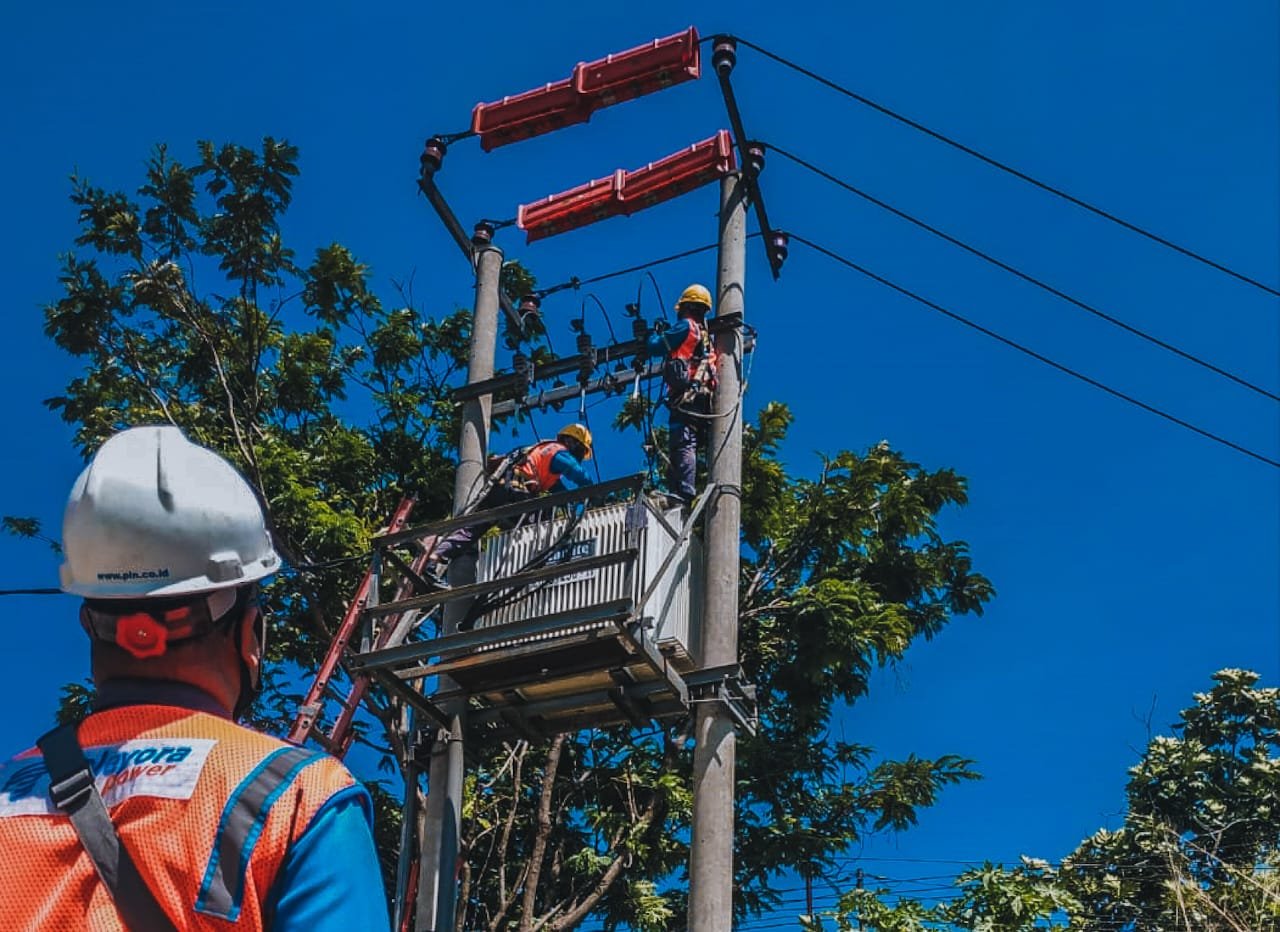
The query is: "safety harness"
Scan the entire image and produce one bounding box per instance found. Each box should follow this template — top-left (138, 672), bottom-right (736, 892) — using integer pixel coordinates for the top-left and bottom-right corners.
top-left (665, 318), bottom-right (718, 410)
top-left (36, 722), bottom-right (180, 931)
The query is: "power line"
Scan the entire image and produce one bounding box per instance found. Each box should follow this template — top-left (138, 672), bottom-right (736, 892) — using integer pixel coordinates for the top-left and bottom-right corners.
top-left (768, 142), bottom-right (1280, 403)
top-left (732, 36), bottom-right (1280, 299)
top-left (790, 232), bottom-right (1280, 470)
top-left (0, 588), bottom-right (61, 596)
top-left (535, 234), bottom-right (761, 299)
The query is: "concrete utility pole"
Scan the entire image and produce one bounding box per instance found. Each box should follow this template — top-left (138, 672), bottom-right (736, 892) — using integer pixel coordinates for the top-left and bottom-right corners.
top-left (416, 233), bottom-right (503, 931)
top-left (688, 170), bottom-right (747, 930)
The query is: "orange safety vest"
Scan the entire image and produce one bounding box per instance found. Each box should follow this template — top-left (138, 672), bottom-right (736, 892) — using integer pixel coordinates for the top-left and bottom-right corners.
top-left (511, 441), bottom-right (569, 493)
top-left (0, 704), bottom-right (358, 931)
top-left (668, 319), bottom-right (718, 396)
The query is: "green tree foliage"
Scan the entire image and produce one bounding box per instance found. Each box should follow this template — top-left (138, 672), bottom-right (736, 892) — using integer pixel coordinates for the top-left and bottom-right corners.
top-left (455, 404), bottom-right (993, 929)
top-left (31, 138), bottom-right (478, 689)
top-left (810, 669), bottom-right (1280, 931)
top-left (20, 139), bottom-right (997, 930)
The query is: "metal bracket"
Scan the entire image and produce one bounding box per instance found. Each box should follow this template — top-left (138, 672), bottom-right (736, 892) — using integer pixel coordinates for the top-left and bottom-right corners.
top-left (408, 727), bottom-right (439, 767)
top-left (687, 664), bottom-right (758, 736)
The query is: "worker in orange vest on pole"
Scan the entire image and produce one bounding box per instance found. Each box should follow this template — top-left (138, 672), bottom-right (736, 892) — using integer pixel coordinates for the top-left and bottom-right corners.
top-left (424, 423), bottom-right (594, 586)
top-left (647, 283), bottom-right (718, 506)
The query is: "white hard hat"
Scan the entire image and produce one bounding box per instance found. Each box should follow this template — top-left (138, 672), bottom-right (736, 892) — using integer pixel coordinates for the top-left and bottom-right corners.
top-left (60, 426), bottom-right (280, 598)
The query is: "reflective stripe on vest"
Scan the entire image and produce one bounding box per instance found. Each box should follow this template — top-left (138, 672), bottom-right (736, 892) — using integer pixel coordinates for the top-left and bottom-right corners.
top-left (513, 441), bottom-right (566, 492)
top-left (196, 746), bottom-right (325, 920)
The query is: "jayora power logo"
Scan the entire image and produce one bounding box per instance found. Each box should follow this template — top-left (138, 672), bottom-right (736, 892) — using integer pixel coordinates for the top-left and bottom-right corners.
top-left (0, 738), bottom-right (215, 816)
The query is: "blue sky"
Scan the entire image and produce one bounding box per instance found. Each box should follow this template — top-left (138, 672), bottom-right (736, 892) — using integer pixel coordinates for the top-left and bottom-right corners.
top-left (3, 0), bottom-right (1277, 923)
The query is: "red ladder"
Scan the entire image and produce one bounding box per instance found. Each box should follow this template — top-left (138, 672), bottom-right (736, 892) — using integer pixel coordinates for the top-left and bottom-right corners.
top-left (287, 496), bottom-right (437, 755)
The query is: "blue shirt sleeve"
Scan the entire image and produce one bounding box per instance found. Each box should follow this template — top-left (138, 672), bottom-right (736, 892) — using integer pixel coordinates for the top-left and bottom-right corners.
top-left (266, 785), bottom-right (390, 930)
top-left (646, 319), bottom-right (692, 358)
top-left (549, 450), bottom-right (592, 490)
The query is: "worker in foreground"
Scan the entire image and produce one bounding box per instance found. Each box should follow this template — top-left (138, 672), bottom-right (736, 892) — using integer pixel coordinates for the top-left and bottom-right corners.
top-left (0, 426), bottom-right (388, 930)
top-left (648, 283), bottom-right (718, 506)
top-left (425, 423), bottom-right (594, 584)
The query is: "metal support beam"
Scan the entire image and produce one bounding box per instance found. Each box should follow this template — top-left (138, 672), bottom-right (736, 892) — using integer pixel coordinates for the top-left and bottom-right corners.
top-left (452, 335), bottom-right (653, 401)
top-left (490, 363), bottom-right (663, 416)
top-left (365, 548), bottom-right (638, 621)
top-left (688, 170), bottom-right (747, 931)
top-left (416, 237), bottom-right (502, 932)
top-left (376, 473), bottom-right (645, 550)
top-left (711, 37), bottom-right (784, 279)
top-left (350, 601), bottom-right (634, 674)
top-left (417, 137), bottom-right (524, 334)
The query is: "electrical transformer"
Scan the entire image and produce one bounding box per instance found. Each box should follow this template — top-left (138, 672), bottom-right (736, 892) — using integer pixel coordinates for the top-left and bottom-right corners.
top-left (474, 495), bottom-right (702, 669)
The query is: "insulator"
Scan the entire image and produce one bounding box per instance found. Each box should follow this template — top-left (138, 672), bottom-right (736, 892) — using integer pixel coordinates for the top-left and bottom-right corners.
top-left (712, 36), bottom-right (737, 76)
top-left (632, 317), bottom-right (649, 341)
top-left (471, 222), bottom-right (494, 246)
top-left (746, 143), bottom-right (766, 178)
top-left (624, 302), bottom-right (640, 318)
top-left (420, 137), bottom-right (447, 177)
top-left (519, 295), bottom-right (542, 319)
top-left (575, 333), bottom-right (593, 356)
top-left (512, 353), bottom-right (531, 380)
top-left (770, 230), bottom-right (791, 269)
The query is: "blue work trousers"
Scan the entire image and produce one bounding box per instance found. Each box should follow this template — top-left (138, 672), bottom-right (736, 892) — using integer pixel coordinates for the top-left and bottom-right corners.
top-left (667, 406), bottom-right (707, 503)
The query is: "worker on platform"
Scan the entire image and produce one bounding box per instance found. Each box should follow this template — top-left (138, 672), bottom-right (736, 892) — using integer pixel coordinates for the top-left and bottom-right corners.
top-left (0, 426), bottom-right (388, 930)
top-left (425, 423), bottom-right (595, 584)
top-left (648, 283), bottom-right (718, 506)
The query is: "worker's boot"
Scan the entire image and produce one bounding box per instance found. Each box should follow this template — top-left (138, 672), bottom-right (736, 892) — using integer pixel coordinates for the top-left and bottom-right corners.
top-left (421, 561), bottom-right (451, 590)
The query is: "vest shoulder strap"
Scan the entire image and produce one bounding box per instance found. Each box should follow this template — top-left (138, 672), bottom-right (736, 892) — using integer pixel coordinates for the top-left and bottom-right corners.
top-left (36, 722), bottom-right (180, 932)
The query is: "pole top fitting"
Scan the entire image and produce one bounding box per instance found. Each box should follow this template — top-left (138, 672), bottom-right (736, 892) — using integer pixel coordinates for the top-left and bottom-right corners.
top-left (471, 221), bottom-right (495, 246)
top-left (712, 36), bottom-right (737, 76)
top-left (420, 136), bottom-right (448, 178)
top-left (745, 142), bottom-right (766, 177)
top-left (519, 294), bottom-right (541, 316)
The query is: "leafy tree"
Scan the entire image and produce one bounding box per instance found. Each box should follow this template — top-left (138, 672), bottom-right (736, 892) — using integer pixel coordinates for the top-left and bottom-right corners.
top-left (11, 139), bottom-right (996, 929)
top-left (809, 669), bottom-right (1280, 931)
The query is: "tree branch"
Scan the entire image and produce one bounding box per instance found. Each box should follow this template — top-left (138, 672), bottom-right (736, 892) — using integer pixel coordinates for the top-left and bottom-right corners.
top-left (520, 734), bottom-right (566, 932)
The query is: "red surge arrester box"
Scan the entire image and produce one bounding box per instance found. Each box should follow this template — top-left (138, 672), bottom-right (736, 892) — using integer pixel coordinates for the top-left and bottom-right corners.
top-left (472, 27), bottom-right (701, 151)
top-left (518, 130), bottom-right (736, 242)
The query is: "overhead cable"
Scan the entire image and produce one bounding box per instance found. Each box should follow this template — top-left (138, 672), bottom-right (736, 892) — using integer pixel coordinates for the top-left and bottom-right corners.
top-left (733, 37), bottom-right (1280, 299)
top-left (536, 234), bottom-right (761, 299)
top-left (0, 588), bottom-right (62, 597)
top-left (791, 232), bottom-right (1280, 470)
top-left (769, 143), bottom-right (1279, 403)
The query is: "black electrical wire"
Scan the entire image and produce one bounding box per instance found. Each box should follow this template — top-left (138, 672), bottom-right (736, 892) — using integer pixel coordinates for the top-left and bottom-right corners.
top-left (290, 552), bottom-right (371, 573)
top-left (536, 234), bottom-right (762, 298)
top-left (461, 502), bottom-right (586, 627)
top-left (0, 588), bottom-right (62, 596)
top-left (791, 232), bottom-right (1280, 470)
top-left (732, 37), bottom-right (1280, 299)
top-left (582, 293), bottom-right (618, 342)
top-left (643, 271), bottom-right (670, 321)
top-left (769, 143), bottom-right (1280, 404)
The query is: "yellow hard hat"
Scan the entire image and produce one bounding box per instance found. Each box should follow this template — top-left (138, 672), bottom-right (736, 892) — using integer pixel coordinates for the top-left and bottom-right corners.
top-left (557, 423), bottom-right (593, 460)
top-left (676, 283), bottom-right (712, 315)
